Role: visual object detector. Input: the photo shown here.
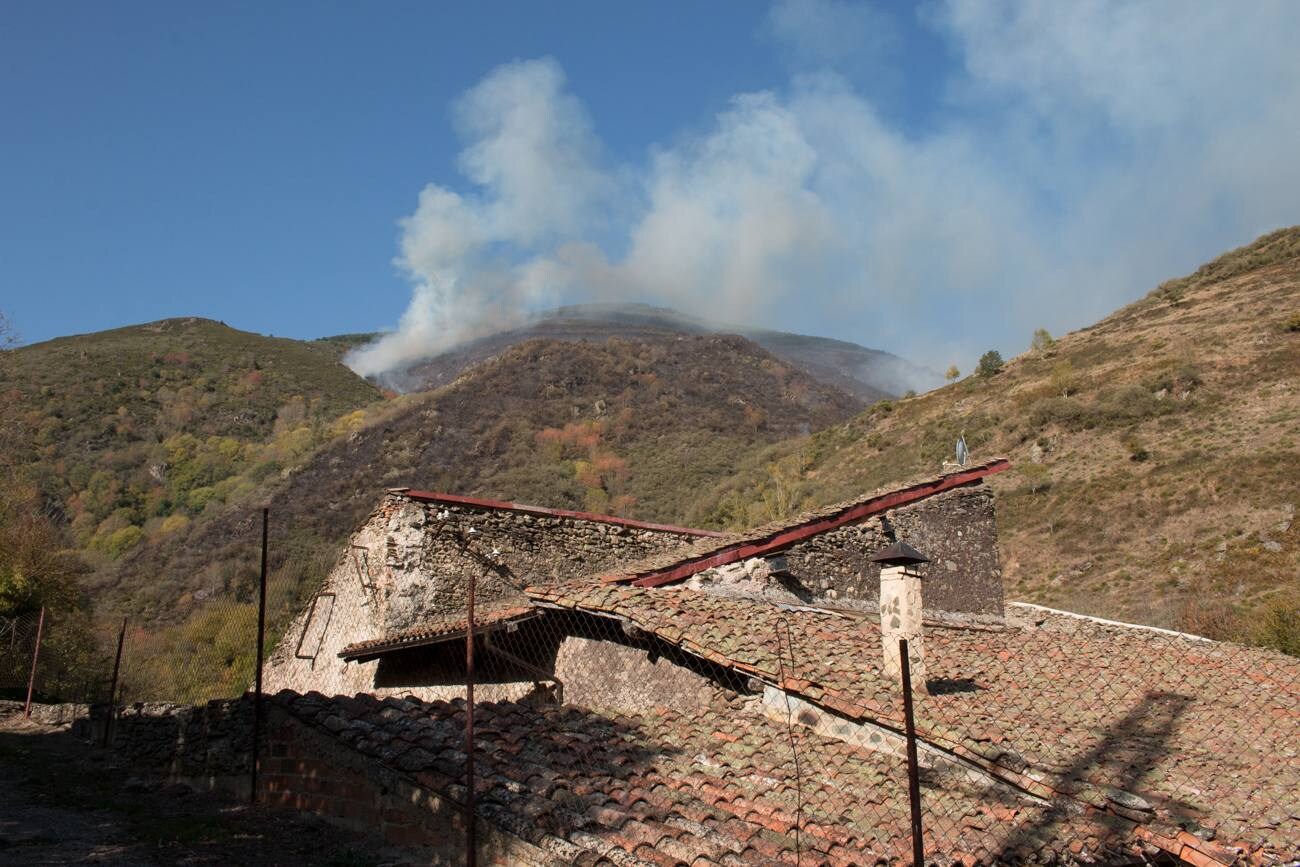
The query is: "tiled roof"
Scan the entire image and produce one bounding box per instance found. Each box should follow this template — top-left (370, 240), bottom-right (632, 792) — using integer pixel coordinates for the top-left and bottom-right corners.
top-left (272, 689), bottom-right (1147, 865)
top-left (584, 459), bottom-right (1009, 588)
top-left (525, 581), bottom-right (1300, 859)
top-left (338, 603), bottom-right (539, 661)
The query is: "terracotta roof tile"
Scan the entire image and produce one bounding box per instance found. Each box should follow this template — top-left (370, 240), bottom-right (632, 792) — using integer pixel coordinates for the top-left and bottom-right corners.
top-left (338, 602), bottom-right (538, 660)
top-left (274, 687), bottom-right (1160, 864)
top-left (522, 581), bottom-right (1300, 858)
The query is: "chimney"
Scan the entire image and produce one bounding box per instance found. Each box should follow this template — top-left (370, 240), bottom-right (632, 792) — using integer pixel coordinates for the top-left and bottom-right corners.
top-left (870, 541), bottom-right (930, 693)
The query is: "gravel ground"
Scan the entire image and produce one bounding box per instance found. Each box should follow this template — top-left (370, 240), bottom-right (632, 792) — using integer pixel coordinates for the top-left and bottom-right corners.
top-left (0, 713), bottom-right (410, 866)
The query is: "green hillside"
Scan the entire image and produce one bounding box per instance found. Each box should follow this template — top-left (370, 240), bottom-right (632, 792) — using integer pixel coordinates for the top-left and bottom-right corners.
top-left (687, 228), bottom-right (1300, 652)
top-left (0, 317), bottom-right (382, 568)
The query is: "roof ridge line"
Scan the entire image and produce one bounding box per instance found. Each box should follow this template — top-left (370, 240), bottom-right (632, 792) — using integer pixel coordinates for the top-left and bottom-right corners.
top-left (390, 489), bottom-right (727, 538)
top-left (619, 458), bottom-right (1010, 588)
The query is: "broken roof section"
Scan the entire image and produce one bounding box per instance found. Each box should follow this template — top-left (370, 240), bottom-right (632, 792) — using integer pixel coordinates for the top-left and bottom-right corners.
top-left (339, 603), bottom-right (539, 662)
top-left (593, 457), bottom-right (1009, 587)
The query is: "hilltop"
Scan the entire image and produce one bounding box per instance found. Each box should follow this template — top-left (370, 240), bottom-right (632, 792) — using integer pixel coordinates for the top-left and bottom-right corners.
top-left (0, 317), bottom-right (382, 566)
top-left (693, 227), bottom-right (1300, 649)
top-left (363, 303), bottom-right (932, 402)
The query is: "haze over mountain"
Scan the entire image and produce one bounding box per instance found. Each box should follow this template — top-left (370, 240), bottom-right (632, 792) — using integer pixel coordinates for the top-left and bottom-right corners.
top-left (357, 303), bottom-right (937, 403)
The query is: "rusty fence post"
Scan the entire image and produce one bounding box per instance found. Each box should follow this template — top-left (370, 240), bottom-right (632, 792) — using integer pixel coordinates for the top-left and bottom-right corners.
top-left (465, 560), bottom-right (478, 867)
top-left (251, 507), bottom-right (269, 804)
top-left (102, 617), bottom-right (127, 747)
top-left (900, 638), bottom-right (925, 866)
top-left (23, 606), bottom-right (46, 718)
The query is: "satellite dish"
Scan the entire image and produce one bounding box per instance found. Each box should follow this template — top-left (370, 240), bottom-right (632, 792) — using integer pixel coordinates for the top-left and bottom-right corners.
top-left (955, 433), bottom-right (969, 467)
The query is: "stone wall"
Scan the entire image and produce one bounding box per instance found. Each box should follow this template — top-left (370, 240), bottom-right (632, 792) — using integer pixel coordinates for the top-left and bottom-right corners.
top-left (264, 493), bottom-right (706, 697)
top-left (0, 699), bottom-right (89, 726)
top-left (260, 704), bottom-right (554, 865)
top-left (781, 487), bottom-right (1004, 617)
top-left (47, 694), bottom-right (553, 865)
top-left (104, 698), bottom-right (257, 796)
top-left (554, 634), bottom-right (724, 715)
top-left (379, 497), bottom-right (707, 630)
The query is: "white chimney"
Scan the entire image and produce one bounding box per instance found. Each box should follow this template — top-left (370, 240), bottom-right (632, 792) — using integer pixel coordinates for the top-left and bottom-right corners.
top-left (871, 541), bottom-right (929, 693)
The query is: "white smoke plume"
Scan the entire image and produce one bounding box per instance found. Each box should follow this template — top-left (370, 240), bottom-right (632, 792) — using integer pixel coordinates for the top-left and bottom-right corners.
top-left (348, 1), bottom-right (1300, 381)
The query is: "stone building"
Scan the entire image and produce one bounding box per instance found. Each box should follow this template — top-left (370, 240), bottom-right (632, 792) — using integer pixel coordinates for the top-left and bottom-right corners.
top-left (138, 456), bottom-right (1300, 862)
top-left (263, 459), bottom-right (1009, 703)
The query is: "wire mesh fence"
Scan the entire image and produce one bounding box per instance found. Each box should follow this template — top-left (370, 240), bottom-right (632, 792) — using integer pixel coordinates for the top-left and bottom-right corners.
top-left (8, 500), bottom-right (1299, 865)
top-left (0, 607), bottom-right (119, 707)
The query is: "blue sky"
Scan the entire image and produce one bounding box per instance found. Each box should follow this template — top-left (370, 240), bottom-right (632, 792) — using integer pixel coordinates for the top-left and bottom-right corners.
top-left (3, 2), bottom-right (1299, 374)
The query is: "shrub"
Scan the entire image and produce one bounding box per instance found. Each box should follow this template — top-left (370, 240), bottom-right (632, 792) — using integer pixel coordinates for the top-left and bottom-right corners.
top-left (1283, 313), bottom-right (1300, 333)
top-left (1096, 384), bottom-right (1163, 424)
top-left (1031, 328), bottom-right (1057, 353)
top-left (1121, 433), bottom-right (1149, 462)
top-left (96, 525), bottom-right (143, 559)
top-left (1018, 462), bottom-right (1051, 494)
top-left (976, 350), bottom-right (1004, 377)
top-left (1251, 593), bottom-right (1300, 657)
top-left (1049, 361), bottom-right (1079, 397)
top-left (1028, 396), bottom-right (1090, 430)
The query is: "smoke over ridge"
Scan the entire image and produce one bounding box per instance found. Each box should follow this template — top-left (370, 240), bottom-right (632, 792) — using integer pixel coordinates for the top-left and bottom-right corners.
top-left (346, 0), bottom-right (1300, 381)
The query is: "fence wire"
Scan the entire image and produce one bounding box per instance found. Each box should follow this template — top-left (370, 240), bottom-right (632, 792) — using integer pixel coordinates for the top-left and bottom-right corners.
top-left (8, 503), bottom-right (1299, 865)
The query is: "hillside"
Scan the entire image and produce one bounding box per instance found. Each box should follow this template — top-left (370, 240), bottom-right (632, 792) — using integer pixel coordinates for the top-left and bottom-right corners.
top-left (0, 317), bottom-right (383, 565)
top-left (691, 227), bottom-right (1300, 650)
top-left (106, 333), bottom-right (862, 623)
top-left (369, 303), bottom-right (932, 402)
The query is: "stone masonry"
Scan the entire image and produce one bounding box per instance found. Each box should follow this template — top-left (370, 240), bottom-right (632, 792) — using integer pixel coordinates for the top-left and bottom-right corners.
top-left (264, 492), bottom-right (711, 698)
top-left (782, 487), bottom-right (1004, 617)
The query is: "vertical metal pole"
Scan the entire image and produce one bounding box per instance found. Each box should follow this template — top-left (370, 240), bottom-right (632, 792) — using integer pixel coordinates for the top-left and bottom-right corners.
top-left (464, 564), bottom-right (477, 867)
top-left (102, 617), bottom-right (127, 747)
top-left (23, 607), bottom-right (45, 718)
top-left (900, 638), bottom-right (925, 866)
top-left (250, 508), bottom-right (269, 804)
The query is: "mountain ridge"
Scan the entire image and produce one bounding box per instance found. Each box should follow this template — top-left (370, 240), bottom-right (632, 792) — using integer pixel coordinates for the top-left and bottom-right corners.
top-left (365, 302), bottom-right (935, 402)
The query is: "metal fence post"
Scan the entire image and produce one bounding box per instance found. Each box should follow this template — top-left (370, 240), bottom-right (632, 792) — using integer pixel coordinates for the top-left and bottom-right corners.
top-left (251, 507), bottom-right (269, 804)
top-left (465, 561), bottom-right (477, 867)
top-left (23, 606), bottom-right (45, 718)
top-left (102, 616), bottom-right (127, 747)
top-left (900, 638), bottom-right (925, 866)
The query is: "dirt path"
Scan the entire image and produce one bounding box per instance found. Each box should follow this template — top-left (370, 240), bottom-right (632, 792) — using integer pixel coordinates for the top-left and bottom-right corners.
top-left (0, 714), bottom-right (408, 866)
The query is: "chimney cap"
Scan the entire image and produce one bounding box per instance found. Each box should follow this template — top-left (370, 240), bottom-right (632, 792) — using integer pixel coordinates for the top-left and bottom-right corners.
top-left (870, 540), bottom-right (930, 566)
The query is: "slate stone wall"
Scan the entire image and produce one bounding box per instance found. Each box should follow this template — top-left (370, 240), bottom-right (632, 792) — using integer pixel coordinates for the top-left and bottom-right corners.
top-left (108, 698), bottom-right (256, 784)
top-left (782, 487), bottom-right (1004, 617)
top-left (380, 497), bottom-right (704, 631)
top-left (265, 494), bottom-right (704, 697)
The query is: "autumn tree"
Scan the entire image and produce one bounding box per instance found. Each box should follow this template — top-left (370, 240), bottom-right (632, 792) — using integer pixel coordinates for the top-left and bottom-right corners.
top-left (944, 365), bottom-right (960, 382)
top-left (1031, 327), bottom-right (1057, 353)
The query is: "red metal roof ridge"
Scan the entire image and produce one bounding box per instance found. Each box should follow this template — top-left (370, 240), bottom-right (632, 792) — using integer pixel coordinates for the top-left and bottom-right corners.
top-left (624, 458), bottom-right (1010, 588)
top-left (388, 489), bottom-right (727, 538)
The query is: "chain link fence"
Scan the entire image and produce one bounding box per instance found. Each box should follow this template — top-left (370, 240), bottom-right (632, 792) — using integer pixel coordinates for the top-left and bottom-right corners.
top-left (0, 607), bottom-right (117, 708)
top-left (8, 504), bottom-right (1298, 865)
